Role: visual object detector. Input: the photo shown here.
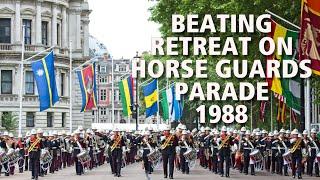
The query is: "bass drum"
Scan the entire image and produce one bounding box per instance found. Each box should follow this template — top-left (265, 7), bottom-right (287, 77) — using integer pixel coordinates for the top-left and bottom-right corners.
top-left (183, 149), bottom-right (197, 162)
top-left (77, 151), bottom-right (91, 164)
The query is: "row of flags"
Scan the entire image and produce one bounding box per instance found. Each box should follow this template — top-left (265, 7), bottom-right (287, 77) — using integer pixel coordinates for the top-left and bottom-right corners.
top-left (30, 51), bottom-right (97, 112)
top-left (118, 77), bottom-right (183, 122)
top-left (260, 0), bottom-right (320, 125)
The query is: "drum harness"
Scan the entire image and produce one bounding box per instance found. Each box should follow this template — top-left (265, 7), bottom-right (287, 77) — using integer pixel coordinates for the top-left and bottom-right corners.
top-left (218, 135), bottom-right (230, 150)
top-left (308, 137), bottom-right (319, 155)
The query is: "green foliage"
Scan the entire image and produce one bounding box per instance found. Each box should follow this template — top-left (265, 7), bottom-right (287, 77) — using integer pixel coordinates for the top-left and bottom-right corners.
top-left (148, 0), bottom-right (319, 129)
top-left (1, 112), bottom-right (18, 132)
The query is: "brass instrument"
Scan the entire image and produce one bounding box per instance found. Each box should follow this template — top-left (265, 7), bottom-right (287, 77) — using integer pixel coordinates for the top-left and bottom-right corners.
top-left (110, 135), bottom-right (122, 152)
top-left (161, 135), bottom-right (173, 150)
top-left (290, 138), bottom-right (302, 153)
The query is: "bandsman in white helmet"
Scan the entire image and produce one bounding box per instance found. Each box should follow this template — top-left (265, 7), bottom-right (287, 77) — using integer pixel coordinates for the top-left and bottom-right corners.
top-left (289, 129), bottom-right (305, 179)
top-left (28, 128), bottom-right (43, 180)
top-left (109, 127), bottom-right (126, 177)
top-left (307, 128), bottom-right (320, 177)
top-left (160, 125), bottom-right (178, 179)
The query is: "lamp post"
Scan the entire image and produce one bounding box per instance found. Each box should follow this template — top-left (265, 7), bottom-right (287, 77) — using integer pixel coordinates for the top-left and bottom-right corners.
top-left (133, 51), bottom-right (141, 130)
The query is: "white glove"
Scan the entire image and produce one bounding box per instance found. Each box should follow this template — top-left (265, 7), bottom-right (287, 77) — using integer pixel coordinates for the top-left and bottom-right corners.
top-left (160, 136), bottom-right (165, 142)
top-left (111, 135), bottom-right (114, 140)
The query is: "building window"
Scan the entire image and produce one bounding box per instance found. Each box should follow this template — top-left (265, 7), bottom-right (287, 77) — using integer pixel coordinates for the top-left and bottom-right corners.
top-left (25, 71), bottom-right (34, 95)
top-left (100, 108), bottom-right (106, 115)
top-left (0, 18), bottom-right (11, 43)
top-left (57, 23), bottom-right (61, 46)
top-left (100, 89), bottom-right (106, 101)
top-left (47, 112), bottom-right (53, 127)
top-left (23, 19), bottom-right (32, 45)
top-left (119, 64), bottom-right (127, 72)
top-left (41, 21), bottom-right (48, 45)
top-left (1, 70), bottom-right (12, 94)
top-left (62, 112), bottom-right (66, 127)
top-left (61, 73), bottom-right (65, 96)
top-left (26, 112), bottom-right (35, 127)
top-left (100, 66), bottom-right (106, 73)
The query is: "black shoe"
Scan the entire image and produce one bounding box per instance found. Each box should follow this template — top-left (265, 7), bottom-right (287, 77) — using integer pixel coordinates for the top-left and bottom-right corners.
top-left (298, 176), bottom-right (302, 179)
top-left (226, 174), bottom-right (230, 178)
top-left (186, 172), bottom-right (189, 174)
top-left (169, 176), bottom-right (173, 179)
top-left (164, 175), bottom-right (168, 178)
top-left (293, 175), bottom-right (296, 178)
top-left (117, 174), bottom-right (121, 177)
top-left (31, 177), bottom-right (35, 180)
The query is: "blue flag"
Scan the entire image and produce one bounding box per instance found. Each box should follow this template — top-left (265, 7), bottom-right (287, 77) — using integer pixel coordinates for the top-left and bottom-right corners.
top-left (143, 79), bottom-right (158, 118)
top-left (171, 85), bottom-right (182, 121)
top-left (31, 51), bottom-right (59, 111)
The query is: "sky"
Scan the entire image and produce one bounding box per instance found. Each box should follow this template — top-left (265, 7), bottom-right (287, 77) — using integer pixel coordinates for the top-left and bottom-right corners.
top-left (88, 0), bottom-right (161, 59)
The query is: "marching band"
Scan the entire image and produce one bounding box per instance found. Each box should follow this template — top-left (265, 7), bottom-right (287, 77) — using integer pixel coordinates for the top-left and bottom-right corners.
top-left (0, 124), bottom-right (319, 179)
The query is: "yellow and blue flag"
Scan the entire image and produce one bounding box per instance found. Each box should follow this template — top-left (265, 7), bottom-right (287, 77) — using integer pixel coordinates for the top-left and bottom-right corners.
top-left (143, 79), bottom-right (158, 118)
top-left (119, 75), bottom-right (134, 117)
top-left (31, 51), bottom-right (59, 111)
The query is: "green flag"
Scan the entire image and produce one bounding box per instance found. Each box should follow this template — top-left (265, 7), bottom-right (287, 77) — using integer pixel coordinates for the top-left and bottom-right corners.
top-left (281, 29), bottom-right (301, 112)
top-left (161, 89), bottom-right (169, 121)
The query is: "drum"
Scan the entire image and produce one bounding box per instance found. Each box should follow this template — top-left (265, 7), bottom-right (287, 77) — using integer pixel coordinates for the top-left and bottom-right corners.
top-left (282, 151), bottom-right (292, 163)
top-left (77, 151), bottom-right (91, 163)
top-left (249, 149), bottom-right (263, 162)
top-left (40, 149), bottom-right (52, 165)
top-left (0, 148), bottom-right (9, 165)
top-left (147, 149), bottom-right (161, 163)
top-left (316, 152), bottom-right (320, 163)
top-left (183, 149), bottom-right (197, 162)
top-left (135, 149), bottom-right (143, 160)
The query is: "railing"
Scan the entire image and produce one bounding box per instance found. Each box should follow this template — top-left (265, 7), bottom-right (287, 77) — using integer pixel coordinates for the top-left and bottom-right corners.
top-left (25, 45), bottom-right (37, 52)
top-left (0, 43), bottom-right (13, 51)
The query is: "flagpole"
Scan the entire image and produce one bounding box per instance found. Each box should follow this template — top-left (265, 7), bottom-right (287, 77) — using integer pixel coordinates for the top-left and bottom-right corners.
top-left (270, 92), bottom-right (273, 132)
top-left (250, 100), bottom-right (253, 131)
top-left (166, 78), bottom-right (169, 125)
top-left (18, 25), bottom-right (25, 137)
top-left (156, 79), bottom-right (160, 130)
top-left (305, 79), bottom-right (311, 135)
top-left (69, 40), bottom-right (73, 133)
top-left (290, 108), bottom-right (292, 130)
top-left (265, 10), bottom-right (300, 30)
top-left (111, 56), bottom-right (115, 128)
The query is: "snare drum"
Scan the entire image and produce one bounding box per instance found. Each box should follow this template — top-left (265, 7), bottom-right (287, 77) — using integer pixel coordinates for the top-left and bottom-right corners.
top-left (316, 152), bottom-right (320, 163)
top-left (249, 149), bottom-right (263, 162)
top-left (282, 151), bottom-right (292, 163)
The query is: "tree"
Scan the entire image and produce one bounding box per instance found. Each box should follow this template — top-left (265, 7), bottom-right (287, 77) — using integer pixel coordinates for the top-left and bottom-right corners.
top-left (1, 112), bottom-right (18, 132)
top-left (148, 0), bottom-right (319, 130)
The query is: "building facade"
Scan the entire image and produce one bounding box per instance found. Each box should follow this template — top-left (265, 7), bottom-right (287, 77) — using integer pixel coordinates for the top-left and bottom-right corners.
top-left (0, 0), bottom-right (92, 134)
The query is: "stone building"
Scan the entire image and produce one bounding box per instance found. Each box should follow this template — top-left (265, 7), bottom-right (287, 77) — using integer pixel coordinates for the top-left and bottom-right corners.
top-left (0, 0), bottom-right (92, 134)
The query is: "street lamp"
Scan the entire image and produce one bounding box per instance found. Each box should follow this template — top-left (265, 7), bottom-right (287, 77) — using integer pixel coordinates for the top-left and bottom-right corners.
top-left (132, 51), bottom-right (141, 131)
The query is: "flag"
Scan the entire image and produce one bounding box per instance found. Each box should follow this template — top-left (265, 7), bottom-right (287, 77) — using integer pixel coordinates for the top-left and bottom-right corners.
top-left (119, 75), bottom-right (134, 117)
top-left (171, 85), bottom-right (182, 121)
top-left (290, 108), bottom-right (298, 123)
top-left (299, 0), bottom-right (320, 76)
top-left (143, 79), bottom-right (158, 118)
top-left (160, 88), bottom-right (171, 121)
top-left (31, 51), bottom-right (59, 111)
top-left (77, 63), bottom-right (97, 112)
top-left (259, 101), bottom-right (267, 122)
top-left (281, 102), bottom-right (286, 123)
top-left (266, 19), bottom-right (300, 95)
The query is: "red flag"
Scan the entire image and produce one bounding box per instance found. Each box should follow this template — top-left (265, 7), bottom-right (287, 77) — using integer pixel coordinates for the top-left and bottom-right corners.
top-left (299, 0), bottom-right (320, 76)
top-left (77, 64), bottom-right (97, 112)
top-left (290, 108), bottom-right (298, 123)
top-left (260, 101), bottom-right (267, 122)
